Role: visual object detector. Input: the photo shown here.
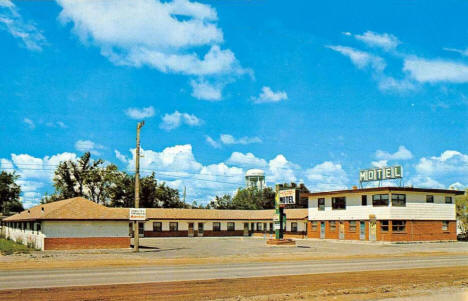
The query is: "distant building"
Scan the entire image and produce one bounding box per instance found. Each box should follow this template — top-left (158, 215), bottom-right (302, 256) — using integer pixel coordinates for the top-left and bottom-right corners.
top-left (245, 169), bottom-right (266, 190)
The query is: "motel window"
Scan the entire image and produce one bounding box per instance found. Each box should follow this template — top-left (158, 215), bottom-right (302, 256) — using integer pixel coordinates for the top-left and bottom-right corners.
top-left (227, 222), bottom-right (235, 231)
top-left (380, 221), bottom-right (389, 232)
top-left (330, 221), bottom-right (336, 232)
top-left (213, 222), bottom-right (221, 231)
top-left (318, 198), bottom-right (325, 211)
top-left (291, 222), bottom-right (298, 232)
top-left (257, 222), bottom-right (263, 231)
top-left (391, 194), bottom-right (406, 207)
top-left (332, 197), bottom-right (346, 210)
top-left (445, 196), bottom-right (453, 204)
top-left (349, 221), bottom-right (357, 232)
top-left (442, 221), bottom-right (449, 231)
top-left (426, 195), bottom-right (434, 203)
top-left (361, 195), bottom-right (367, 206)
top-left (36, 222), bottom-right (41, 233)
top-left (311, 221), bottom-right (318, 231)
top-left (169, 222), bottom-right (178, 232)
top-left (392, 221), bottom-right (406, 232)
top-left (372, 194), bottom-right (389, 206)
top-left (269, 223), bottom-right (273, 233)
top-left (153, 222), bottom-right (162, 232)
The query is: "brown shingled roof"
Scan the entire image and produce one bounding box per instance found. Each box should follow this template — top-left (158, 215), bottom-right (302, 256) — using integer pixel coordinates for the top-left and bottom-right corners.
top-left (3, 197), bottom-right (129, 222)
top-left (2, 197), bottom-right (308, 222)
top-left (144, 208), bottom-right (308, 221)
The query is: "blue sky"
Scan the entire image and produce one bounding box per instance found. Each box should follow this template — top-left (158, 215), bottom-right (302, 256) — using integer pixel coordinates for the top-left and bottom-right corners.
top-left (1, 0), bottom-right (467, 208)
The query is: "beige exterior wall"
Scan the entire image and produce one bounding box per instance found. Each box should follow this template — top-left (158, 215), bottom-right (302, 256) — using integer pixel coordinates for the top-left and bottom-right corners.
top-left (308, 191), bottom-right (457, 221)
top-left (43, 221), bottom-right (129, 238)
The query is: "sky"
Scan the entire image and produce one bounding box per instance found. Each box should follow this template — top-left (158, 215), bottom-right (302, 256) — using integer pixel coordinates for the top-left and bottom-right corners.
top-left (1, 0), bottom-right (467, 208)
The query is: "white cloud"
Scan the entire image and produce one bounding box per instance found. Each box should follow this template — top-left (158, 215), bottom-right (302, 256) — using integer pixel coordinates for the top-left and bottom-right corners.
top-left (57, 0), bottom-right (248, 99)
top-left (449, 182), bottom-right (466, 190)
top-left (375, 146), bottom-right (413, 161)
top-left (354, 31), bottom-right (400, 51)
top-left (407, 176), bottom-right (444, 189)
top-left (75, 140), bottom-right (104, 155)
top-left (125, 106), bottom-right (155, 119)
top-left (404, 57), bottom-right (468, 83)
top-left (443, 47), bottom-right (468, 57)
top-left (377, 76), bottom-right (416, 93)
top-left (190, 79), bottom-right (222, 101)
top-left (1, 152), bottom-right (77, 208)
top-left (226, 152), bottom-right (267, 168)
top-left (0, 0), bottom-right (46, 51)
top-left (305, 161), bottom-right (348, 191)
top-left (205, 135), bottom-right (221, 149)
top-left (220, 134), bottom-right (262, 145)
top-left (268, 155), bottom-right (298, 183)
top-left (251, 86), bottom-right (288, 104)
top-left (114, 150), bottom-right (128, 163)
top-left (23, 118), bottom-right (35, 129)
top-left (159, 111), bottom-right (203, 131)
top-left (327, 45), bottom-right (386, 72)
top-left (414, 150), bottom-right (468, 177)
top-left (371, 160), bottom-right (388, 168)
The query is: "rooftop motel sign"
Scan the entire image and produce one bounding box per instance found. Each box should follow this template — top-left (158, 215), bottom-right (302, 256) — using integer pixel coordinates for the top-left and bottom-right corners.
top-left (359, 166), bottom-right (403, 182)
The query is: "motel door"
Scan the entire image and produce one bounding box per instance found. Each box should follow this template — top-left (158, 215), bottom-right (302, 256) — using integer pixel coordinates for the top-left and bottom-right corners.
top-left (243, 223), bottom-right (249, 236)
top-left (369, 221), bottom-right (376, 241)
top-left (339, 221), bottom-right (345, 240)
top-left (197, 223), bottom-right (204, 237)
top-left (188, 223), bottom-right (194, 237)
top-left (360, 221), bottom-right (365, 240)
top-left (320, 222), bottom-right (325, 239)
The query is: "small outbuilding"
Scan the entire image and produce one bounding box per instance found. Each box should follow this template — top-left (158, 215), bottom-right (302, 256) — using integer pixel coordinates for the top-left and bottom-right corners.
top-left (1, 197), bottom-right (130, 250)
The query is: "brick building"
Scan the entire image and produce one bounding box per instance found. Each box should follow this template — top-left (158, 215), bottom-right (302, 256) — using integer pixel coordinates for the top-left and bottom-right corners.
top-left (305, 187), bottom-right (464, 242)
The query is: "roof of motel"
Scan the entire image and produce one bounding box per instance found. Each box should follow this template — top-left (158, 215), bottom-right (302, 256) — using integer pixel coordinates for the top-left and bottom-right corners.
top-left (2, 197), bottom-right (308, 222)
top-left (3, 197), bottom-right (129, 222)
top-left (143, 208), bottom-right (308, 221)
top-left (304, 186), bottom-right (465, 197)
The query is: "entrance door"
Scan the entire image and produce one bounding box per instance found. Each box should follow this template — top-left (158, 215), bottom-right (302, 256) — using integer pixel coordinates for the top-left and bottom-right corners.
top-left (360, 221), bottom-right (365, 240)
top-left (320, 222), bottom-right (325, 239)
top-left (243, 223), bottom-right (249, 236)
top-left (138, 222), bottom-right (144, 238)
top-left (339, 221), bottom-right (345, 240)
top-left (369, 221), bottom-right (376, 241)
top-left (188, 222), bottom-right (194, 237)
top-left (197, 223), bottom-right (204, 237)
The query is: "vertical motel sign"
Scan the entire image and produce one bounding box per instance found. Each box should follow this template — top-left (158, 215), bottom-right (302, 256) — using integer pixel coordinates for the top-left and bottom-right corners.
top-left (275, 187), bottom-right (299, 240)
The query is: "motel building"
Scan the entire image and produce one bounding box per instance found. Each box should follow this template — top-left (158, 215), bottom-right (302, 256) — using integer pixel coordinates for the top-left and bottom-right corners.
top-left (0, 185), bottom-right (464, 250)
top-left (305, 186), bottom-right (464, 242)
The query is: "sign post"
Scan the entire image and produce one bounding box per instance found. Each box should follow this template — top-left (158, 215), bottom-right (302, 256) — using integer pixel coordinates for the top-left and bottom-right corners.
top-left (269, 185), bottom-right (297, 245)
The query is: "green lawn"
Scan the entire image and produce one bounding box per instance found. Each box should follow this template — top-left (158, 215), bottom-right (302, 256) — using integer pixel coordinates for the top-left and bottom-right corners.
top-left (0, 238), bottom-right (34, 255)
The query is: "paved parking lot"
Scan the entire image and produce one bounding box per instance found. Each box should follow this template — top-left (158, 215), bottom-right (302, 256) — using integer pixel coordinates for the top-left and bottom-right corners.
top-left (133, 237), bottom-right (468, 258)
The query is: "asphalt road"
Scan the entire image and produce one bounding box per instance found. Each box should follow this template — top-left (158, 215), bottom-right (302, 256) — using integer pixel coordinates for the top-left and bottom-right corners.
top-left (0, 255), bottom-right (466, 290)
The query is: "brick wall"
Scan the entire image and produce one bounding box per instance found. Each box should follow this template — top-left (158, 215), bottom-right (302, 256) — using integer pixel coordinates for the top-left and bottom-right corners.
top-left (377, 220), bottom-right (456, 242)
top-left (44, 237), bottom-right (130, 250)
top-left (307, 220), bottom-right (455, 242)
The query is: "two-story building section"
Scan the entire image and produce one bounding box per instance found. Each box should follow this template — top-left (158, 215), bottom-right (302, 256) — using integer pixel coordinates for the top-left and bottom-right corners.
top-left (305, 187), bottom-right (464, 242)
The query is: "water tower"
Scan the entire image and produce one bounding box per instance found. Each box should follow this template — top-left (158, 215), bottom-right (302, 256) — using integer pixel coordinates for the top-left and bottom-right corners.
top-left (245, 169), bottom-right (266, 190)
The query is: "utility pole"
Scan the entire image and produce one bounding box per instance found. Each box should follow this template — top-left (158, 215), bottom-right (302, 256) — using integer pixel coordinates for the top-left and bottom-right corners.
top-left (134, 121), bottom-right (144, 252)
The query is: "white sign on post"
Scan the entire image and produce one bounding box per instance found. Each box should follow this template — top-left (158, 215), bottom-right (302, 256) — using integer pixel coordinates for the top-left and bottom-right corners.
top-left (129, 208), bottom-right (146, 221)
top-left (278, 189), bottom-right (297, 205)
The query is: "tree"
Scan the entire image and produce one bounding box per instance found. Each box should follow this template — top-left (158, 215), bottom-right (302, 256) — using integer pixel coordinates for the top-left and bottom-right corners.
top-left (0, 171), bottom-right (23, 215)
top-left (108, 172), bottom-right (186, 208)
top-left (46, 152), bottom-right (118, 204)
top-left (456, 190), bottom-right (468, 235)
top-left (210, 187), bottom-right (276, 210)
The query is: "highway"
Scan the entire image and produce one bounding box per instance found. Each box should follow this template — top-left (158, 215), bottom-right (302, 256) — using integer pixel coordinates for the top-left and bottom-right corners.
top-left (0, 255), bottom-right (466, 290)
